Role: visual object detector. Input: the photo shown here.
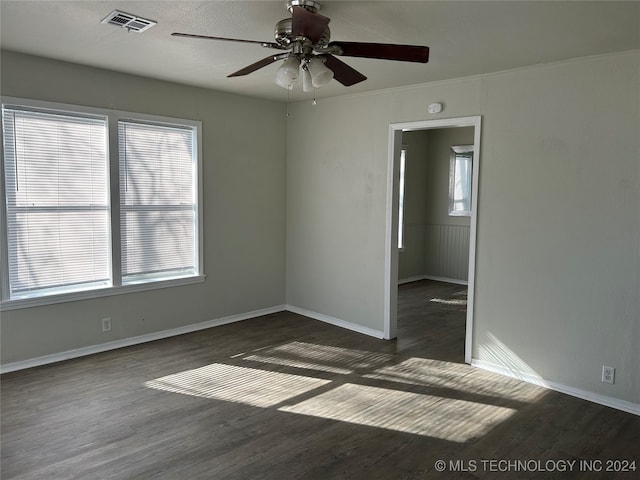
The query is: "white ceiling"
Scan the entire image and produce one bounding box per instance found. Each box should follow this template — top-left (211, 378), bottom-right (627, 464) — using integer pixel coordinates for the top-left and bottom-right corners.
top-left (1, 1), bottom-right (639, 102)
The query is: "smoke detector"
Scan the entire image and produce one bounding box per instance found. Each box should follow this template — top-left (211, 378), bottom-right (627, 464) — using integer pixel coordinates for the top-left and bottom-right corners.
top-left (101, 10), bottom-right (157, 33)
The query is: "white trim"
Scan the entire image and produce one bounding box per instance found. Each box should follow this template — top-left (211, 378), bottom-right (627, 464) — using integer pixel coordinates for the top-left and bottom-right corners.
top-left (0, 305), bottom-right (390, 373)
top-left (0, 96), bottom-right (204, 308)
top-left (1, 275), bottom-right (206, 311)
top-left (398, 275), bottom-right (428, 285)
top-left (0, 305), bottom-right (286, 373)
top-left (423, 275), bottom-right (468, 286)
top-left (286, 305), bottom-right (385, 339)
top-left (1, 96), bottom-right (202, 129)
top-left (386, 116), bottom-right (481, 365)
top-left (398, 275), bottom-right (468, 286)
top-left (472, 359), bottom-right (640, 416)
top-left (466, 119), bottom-right (482, 364)
top-left (384, 129), bottom-right (403, 340)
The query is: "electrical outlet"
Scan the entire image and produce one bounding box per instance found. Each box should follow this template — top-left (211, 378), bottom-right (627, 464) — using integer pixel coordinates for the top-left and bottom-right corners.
top-left (101, 317), bottom-right (112, 332)
top-left (602, 366), bottom-right (615, 384)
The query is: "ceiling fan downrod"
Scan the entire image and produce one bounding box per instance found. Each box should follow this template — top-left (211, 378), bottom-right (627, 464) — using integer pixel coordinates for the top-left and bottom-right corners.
top-left (287, 0), bottom-right (321, 14)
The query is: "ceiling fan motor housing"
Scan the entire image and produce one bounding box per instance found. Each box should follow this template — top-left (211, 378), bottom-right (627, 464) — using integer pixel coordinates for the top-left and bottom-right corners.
top-left (274, 18), bottom-right (330, 49)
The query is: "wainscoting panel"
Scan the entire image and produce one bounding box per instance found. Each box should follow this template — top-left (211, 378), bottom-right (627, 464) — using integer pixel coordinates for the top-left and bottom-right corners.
top-left (398, 224), bottom-right (426, 280)
top-left (424, 224), bottom-right (470, 281)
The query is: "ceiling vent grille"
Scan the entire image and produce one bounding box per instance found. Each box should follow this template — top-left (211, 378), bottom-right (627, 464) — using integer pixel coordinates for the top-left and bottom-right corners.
top-left (101, 10), bottom-right (157, 33)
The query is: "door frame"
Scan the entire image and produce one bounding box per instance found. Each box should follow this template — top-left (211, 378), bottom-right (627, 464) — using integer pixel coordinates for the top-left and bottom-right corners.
top-left (384, 116), bottom-right (482, 364)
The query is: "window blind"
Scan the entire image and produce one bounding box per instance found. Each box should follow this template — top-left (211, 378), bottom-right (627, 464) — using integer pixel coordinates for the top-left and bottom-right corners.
top-left (398, 148), bottom-right (406, 249)
top-left (2, 107), bottom-right (110, 298)
top-left (452, 154), bottom-right (472, 213)
top-left (118, 120), bottom-right (197, 283)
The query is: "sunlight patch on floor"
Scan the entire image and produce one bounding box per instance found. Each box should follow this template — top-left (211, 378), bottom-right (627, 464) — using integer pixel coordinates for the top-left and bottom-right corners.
top-left (430, 297), bottom-right (467, 306)
top-left (279, 383), bottom-right (517, 442)
top-left (365, 357), bottom-right (467, 389)
top-left (144, 339), bottom-right (545, 442)
top-left (365, 357), bottom-right (544, 402)
top-left (244, 341), bottom-right (394, 375)
top-left (145, 363), bottom-right (330, 408)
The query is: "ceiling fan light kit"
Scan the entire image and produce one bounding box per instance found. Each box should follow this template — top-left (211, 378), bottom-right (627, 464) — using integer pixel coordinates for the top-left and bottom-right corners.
top-left (274, 55), bottom-right (301, 88)
top-left (172, 1), bottom-right (429, 92)
top-left (306, 57), bottom-right (334, 88)
top-left (301, 65), bottom-right (314, 92)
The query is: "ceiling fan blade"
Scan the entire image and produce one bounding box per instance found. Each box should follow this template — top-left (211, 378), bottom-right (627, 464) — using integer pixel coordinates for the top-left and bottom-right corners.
top-left (291, 6), bottom-right (330, 44)
top-left (172, 32), bottom-right (284, 50)
top-left (228, 54), bottom-right (288, 77)
top-left (329, 41), bottom-right (429, 63)
top-left (323, 55), bottom-right (367, 87)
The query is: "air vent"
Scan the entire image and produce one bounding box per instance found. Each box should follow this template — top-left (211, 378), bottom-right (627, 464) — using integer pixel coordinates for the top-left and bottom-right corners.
top-left (101, 10), bottom-right (157, 33)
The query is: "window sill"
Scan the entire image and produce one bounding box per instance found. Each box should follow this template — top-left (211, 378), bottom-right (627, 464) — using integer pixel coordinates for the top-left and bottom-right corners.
top-left (0, 274), bottom-right (206, 311)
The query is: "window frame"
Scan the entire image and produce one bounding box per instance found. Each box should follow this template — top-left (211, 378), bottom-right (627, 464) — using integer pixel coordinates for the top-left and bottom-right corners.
top-left (397, 146), bottom-right (407, 250)
top-left (448, 144), bottom-right (473, 217)
top-left (0, 97), bottom-right (205, 311)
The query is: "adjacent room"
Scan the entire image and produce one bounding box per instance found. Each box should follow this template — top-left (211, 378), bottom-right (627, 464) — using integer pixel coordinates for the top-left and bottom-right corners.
top-left (1, 1), bottom-right (639, 478)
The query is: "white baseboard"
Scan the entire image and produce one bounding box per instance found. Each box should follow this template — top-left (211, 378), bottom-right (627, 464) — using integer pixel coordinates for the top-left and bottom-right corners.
top-left (285, 304), bottom-right (385, 339)
top-left (0, 305), bottom-right (286, 374)
top-left (398, 275), bottom-right (468, 286)
top-left (471, 359), bottom-right (640, 416)
top-left (7, 307), bottom-right (634, 416)
top-left (1, 304), bottom-right (386, 373)
top-left (423, 275), bottom-right (468, 286)
top-left (398, 275), bottom-right (428, 285)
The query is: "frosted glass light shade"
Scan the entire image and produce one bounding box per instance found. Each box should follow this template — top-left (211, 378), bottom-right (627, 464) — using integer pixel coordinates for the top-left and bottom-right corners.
top-left (274, 56), bottom-right (300, 89)
top-left (307, 57), bottom-right (333, 88)
top-left (301, 66), bottom-right (313, 92)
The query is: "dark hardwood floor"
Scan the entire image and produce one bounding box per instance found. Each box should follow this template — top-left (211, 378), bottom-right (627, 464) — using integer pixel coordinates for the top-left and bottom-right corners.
top-left (1, 280), bottom-right (639, 479)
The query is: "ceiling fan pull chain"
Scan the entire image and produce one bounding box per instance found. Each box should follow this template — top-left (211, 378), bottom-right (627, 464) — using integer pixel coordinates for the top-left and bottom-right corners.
top-left (286, 88), bottom-right (290, 117)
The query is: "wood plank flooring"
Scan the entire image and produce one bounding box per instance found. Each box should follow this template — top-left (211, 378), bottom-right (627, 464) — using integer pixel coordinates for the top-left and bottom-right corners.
top-left (1, 280), bottom-right (639, 479)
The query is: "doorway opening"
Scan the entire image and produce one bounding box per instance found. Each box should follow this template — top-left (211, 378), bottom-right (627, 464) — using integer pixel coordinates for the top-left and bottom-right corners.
top-left (384, 116), bottom-right (481, 364)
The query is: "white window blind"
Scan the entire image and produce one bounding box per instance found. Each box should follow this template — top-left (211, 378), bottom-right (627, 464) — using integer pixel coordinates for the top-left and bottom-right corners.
top-left (1, 99), bottom-right (203, 308)
top-left (398, 147), bottom-right (407, 249)
top-left (2, 107), bottom-right (110, 299)
top-left (118, 120), bottom-right (197, 284)
top-left (449, 146), bottom-right (473, 217)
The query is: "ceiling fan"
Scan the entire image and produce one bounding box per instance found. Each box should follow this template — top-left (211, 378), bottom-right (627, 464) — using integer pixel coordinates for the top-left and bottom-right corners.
top-left (172, 0), bottom-right (429, 91)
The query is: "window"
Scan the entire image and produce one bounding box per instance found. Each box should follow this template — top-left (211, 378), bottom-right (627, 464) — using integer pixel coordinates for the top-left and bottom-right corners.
top-left (398, 147), bottom-right (407, 249)
top-left (119, 121), bottom-right (198, 284)
top-left (448, 145), bottom-right (473, 216)
top-left (1, 99), bottom-right (203, 308)
top-left (2, 107), bottom-right (110, 299)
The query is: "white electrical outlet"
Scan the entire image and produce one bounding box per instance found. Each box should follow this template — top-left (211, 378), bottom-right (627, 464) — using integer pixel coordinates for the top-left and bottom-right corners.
top-left (602, 366), bottom-right (615, 384)
top-left (102, 317), bottom-right (112, 332)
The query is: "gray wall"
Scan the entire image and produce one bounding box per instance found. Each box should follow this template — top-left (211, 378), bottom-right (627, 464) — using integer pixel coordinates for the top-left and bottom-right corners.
top-left (286, 51), bottom-right (640, 405)
top-left (2, 49), bottom-right (638, 408)
top-left (399, 127), bottom-right (473, 282)
top-left (398, 130), bottom-right (429, 280)
top-left (0, 51), bottom-right (287, 364)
